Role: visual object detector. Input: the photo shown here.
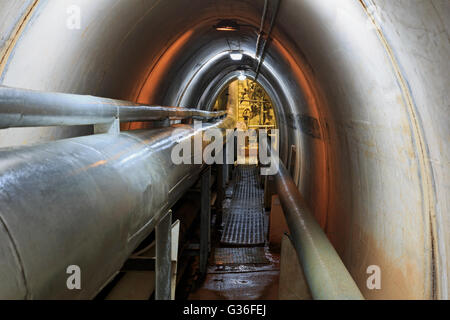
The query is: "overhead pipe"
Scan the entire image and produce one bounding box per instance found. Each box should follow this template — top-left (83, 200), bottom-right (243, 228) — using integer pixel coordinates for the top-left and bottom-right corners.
top-left (254, 0), bottom-right (281, 83)
top-left (272, 156), bottom-right (365, 300)
top-left (0, 86), bottom-right (227, 129)
top-left (254, 0), bottom-right (269, 59)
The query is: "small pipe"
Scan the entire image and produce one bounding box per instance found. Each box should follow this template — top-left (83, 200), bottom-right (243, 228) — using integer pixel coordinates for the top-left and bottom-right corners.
top-left (254, 0), bottom-right (281, 83)
top-left (119, 106), bottom-right (226, 122)
top-left (0, 86), bottom-right (227, 129)
top-left (273, 158), bottom-right (365, 300)
top-left (255, 0), bottom-right (269, 58)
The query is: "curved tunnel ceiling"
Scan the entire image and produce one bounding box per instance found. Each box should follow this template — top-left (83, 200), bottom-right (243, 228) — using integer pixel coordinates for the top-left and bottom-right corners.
top-left (0, 0), bottom-right (448, 299)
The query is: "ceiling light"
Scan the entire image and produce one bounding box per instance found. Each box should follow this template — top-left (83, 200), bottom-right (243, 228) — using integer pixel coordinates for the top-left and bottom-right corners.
top-left (230, 51), bottom-right (243, 61)
top-left (238, 73), bottom-right (247, 81)
top-left (214, 20), bottom-right (240, 32)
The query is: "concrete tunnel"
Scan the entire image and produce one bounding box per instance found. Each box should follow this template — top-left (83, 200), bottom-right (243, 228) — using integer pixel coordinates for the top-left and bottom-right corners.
top-left (0, 0), bottom-right (448, 300)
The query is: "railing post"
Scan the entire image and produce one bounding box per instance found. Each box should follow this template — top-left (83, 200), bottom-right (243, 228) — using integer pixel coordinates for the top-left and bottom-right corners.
top-left (94, 118), bottom-right (120, 135)
top-left (216, 148), bottom-right (226, 228)
top-left (152, 118), bottom-right (170, 128)
top-left (200, 167), bottom-right (211, 275)
top-left (155, 210), bottom-right (172, 300)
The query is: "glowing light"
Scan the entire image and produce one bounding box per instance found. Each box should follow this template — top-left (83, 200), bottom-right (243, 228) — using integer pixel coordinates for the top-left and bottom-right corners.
top-left (216, 26), bottom-right (237, 31)
top-left (238, 73), bottom-right (247, 81)
top-left (214, 20), bottom-right (240, 32)
top-left (230, 52), bottom-right (243, 61)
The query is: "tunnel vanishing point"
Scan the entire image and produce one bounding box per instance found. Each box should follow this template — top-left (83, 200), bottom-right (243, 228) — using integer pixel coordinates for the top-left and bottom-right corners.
top-left (0, 0), bottom-right (448, 300)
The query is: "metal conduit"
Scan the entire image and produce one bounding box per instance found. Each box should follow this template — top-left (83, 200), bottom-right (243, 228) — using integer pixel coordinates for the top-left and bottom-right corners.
top-left (0, 86), bottom-right (227, 129)
top-left (254, 0), bottom-right (269, 58)
top-left (254, 0), bottom-right (281, 82)
top-left (272, 158), bottom-right (365, 300)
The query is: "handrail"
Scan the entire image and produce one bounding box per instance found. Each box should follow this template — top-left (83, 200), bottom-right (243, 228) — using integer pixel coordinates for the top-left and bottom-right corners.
top-left (0, 86), bottom-right (227, 129)
top-left (272, 157), bottom-right (365, 300)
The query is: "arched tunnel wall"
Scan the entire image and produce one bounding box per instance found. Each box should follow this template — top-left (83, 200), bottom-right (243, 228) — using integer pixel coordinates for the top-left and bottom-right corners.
top-left (0, 0), bottom-right (448, 299)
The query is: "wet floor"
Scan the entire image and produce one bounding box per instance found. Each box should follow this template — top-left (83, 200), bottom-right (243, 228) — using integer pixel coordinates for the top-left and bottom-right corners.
top-left (189, 165), bottom-right (280, 300)
top-left (188, 250), bottom-right (279, 300)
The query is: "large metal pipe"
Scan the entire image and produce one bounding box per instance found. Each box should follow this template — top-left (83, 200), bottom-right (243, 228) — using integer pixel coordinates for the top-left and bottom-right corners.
top-left (0, 86), bottom-right (227, 129)
top-left (273, 159), bottom-right (364, 300)
top-left (0, 114), bottom-right (234, 299)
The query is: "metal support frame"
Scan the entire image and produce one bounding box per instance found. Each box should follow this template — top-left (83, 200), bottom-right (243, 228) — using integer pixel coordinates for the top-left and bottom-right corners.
top-left (116, 219), bottom-right (180, 300)
top-left (216, 149), bottom-right (226, 228)
top-left (170, 220), bottom-right (180, 300)
top-left (200, 167), bottom-right (211, 275)
top-left (152, 118), bottom-right (171, 128)
top-left (225, 129), bottom-right (234, 183)
top-left (94, 118), bottom-right (120, 135)
top-left (155, 210), bottom-right (172, 300)
top-left (223, 142), bottom-right (230, 184)
top-left (224, 162), bottom-right (229, 185)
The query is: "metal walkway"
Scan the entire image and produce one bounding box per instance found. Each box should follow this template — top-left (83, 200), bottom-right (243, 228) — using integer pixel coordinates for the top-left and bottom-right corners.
top-left (220, 165), bottom-right (265, 246)
top-left (214, 247), bottom-right (269, 265)
top-left (189, 165), bottom-right (278, 301)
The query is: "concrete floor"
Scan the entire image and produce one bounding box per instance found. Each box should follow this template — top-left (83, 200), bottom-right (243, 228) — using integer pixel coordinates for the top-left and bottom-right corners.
top-left (188, 250), bottom-right (280, 300)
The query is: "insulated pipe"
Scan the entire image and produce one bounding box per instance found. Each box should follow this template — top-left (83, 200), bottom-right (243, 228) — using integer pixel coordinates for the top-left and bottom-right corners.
top-left (0, 115), bottom-right (235, 299)
top-left (0, 86), bottom-right (227, 129)
top-left (273, 158), bottom-right (364, 300)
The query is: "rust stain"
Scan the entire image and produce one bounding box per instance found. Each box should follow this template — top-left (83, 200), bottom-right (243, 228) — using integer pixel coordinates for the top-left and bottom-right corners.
top-left (0, 0), bottom-right (40, 78)
top-left (350, 228), bottom-right (428, 300)
top-left (358, 0), bottom-right (438, 299)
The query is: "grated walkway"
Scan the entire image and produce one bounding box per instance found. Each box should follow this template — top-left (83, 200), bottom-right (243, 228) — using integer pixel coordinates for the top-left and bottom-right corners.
top-left (220, 165), bottom-right (265, 246)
